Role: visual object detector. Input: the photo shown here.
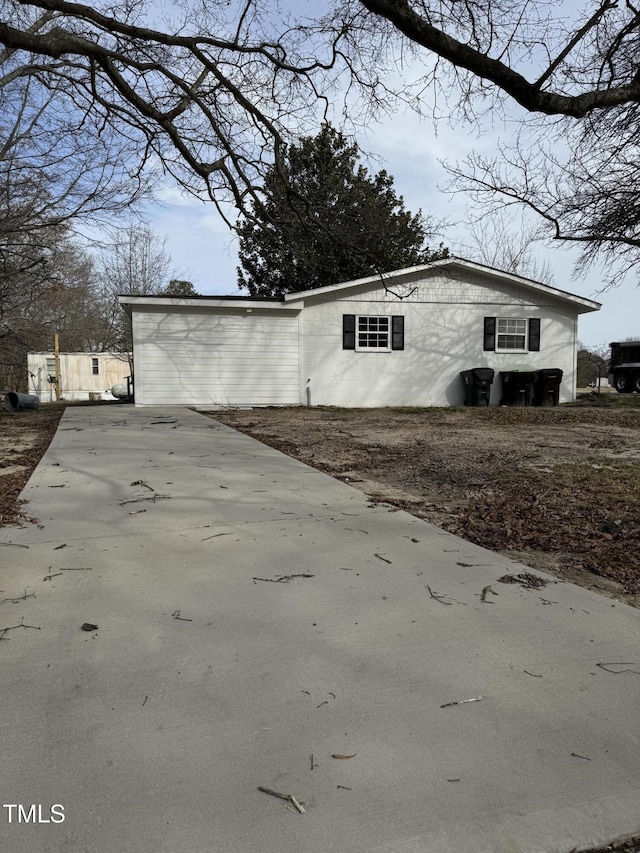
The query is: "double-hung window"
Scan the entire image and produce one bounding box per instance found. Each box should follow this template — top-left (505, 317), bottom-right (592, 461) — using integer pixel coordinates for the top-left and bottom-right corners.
top-left (484, 317), bottom-right (540, 352)
top-left (343, 315), bottom-right (405, 351)
top-left (496, 318), bottom-right (527, 351)
top-left (357, 316), bottom-right (390, 351)
top-left (92, 357), bottom-right (100, 375)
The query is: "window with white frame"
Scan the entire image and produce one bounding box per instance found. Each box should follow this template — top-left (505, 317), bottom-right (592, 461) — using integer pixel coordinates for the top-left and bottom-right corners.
top-left (357, 316), bottom-right (390, 351)
top-left (496, 318), bottom-right (527, 351)
top-left (92, 357), bottom-right (100, 375)
top-left (46, 357), bottom-right (56, 382)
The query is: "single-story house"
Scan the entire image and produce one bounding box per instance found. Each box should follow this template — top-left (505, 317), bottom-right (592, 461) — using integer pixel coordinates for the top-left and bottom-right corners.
top-left (27, 352), bottom-right (132, 402)
top-left (118, 258), bottom-right (600, 408)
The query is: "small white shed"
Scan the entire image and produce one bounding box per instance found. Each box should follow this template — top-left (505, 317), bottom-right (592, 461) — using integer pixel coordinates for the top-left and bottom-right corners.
top-left (119, 258), bottom-right (600, 408)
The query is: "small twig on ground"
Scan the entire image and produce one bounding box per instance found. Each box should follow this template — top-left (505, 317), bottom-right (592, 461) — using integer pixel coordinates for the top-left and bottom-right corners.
top-left (480, 585), bottom-right (497, 603)
top-left (0, 616), bottom-right (42, 641)
top-left (2, 589), bottom-right (35, 604)
top-left (130, 480), bottom-right (154, 491)
top-left (253, 573), bottom-right (314, 583)
top-left (539, 597), bottom-right (559, 605)
top-left (202, 533), bottom-right (232, 541)
top-left (310, 754), bottom-right (317, 770)
top-left (59, 567), bottom-right (92, 571)
top-left (142, 695), bottom-right (148, 707)
top-left (119, 494), bottom-right (171, 506)
top-left (425, 584), bottom-right (454, 605)
top-left (524, 671), bottom-right (543, 677)
top-left (374, 553), bottom-right (392, 564)
top-left (316, 700), bottom-right (328, 708)
top-left (129, 509), bottom-right (147, 515)
top-left (570, 752), bottom-right (591, 761)
top-left (597, 662), bottom-right (640, 675)
top-left (171, 610), bottom-right (193, 622)
top-left (337, 785), bottom-right (352, 791)
top-left (54, 543), bottom-right (66, 550)
top-left (0, 543), bottom-right (29, 549)
top-left (43, 573), bottom-right (63, 582)
top-left (440, 697), bottom-right (482, 709)
top-left (257, 786), bottom-right (305, 814)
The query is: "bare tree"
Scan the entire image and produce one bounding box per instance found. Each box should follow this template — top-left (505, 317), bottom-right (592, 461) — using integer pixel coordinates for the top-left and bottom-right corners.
top-left (93, 224), bottom-right (173, 353)
top-left (327, 0), bottom-right (640, 283)
top-left (0, 1), bottom-right (352, 226)
top-left (1, 28), bottom-right (151, 223)
top-left (577, 342), bottom-right (610, 393)
top-left (455, 210), bottom-right (555, 285)
top-left (2, 0), bottom-right (640, 280)
top-left (0, 216), bottom-right (98, 387)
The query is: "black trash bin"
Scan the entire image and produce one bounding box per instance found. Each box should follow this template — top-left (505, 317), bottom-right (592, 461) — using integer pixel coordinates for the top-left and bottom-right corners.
top-left (533, 368), bottom-right (563, 406)
top-left (499, 370), bottom-right (536, 406)
top-left (460, 368), bottom-right (495, 406)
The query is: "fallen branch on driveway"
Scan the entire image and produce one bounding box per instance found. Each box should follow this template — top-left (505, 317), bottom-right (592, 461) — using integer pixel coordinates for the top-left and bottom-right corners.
top-left (257, 786), bottom-right (305, 814)
top-left (253, 574), bottom-right (314, 583)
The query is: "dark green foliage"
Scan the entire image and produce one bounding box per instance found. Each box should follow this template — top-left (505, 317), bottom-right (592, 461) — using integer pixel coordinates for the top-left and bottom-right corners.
top-left (161, 279), bottom-right (198, 296)
top-left (237, 125), bottom-right (448, 298)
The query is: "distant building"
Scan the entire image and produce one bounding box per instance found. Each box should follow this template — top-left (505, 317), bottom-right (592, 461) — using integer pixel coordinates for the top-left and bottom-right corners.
top-left (27, 352), bottom-right (132, 402)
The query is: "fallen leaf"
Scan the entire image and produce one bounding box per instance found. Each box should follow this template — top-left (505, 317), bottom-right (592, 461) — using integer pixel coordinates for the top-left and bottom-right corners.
top-left (331, 753), bottom-right (357, 760)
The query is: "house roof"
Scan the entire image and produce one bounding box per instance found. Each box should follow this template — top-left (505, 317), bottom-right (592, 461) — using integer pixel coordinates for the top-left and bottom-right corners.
top-left (118, 257), bottom-right (601, 314)
top-left (118, 294), bottom-right (298, 312)
top-left (282, 257), bottom-right (601, 313)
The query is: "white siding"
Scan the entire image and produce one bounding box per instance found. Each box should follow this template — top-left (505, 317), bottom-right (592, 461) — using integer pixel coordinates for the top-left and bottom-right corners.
top-left (27, 352), bottom-right (131, 401)
top-left (300, 269), bottom-right (579, 407)
top-left (132, 306), bottom-right (300, 406)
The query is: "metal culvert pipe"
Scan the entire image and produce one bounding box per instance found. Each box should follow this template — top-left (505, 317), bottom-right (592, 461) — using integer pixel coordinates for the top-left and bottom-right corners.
top-left (2, 392), bottom-right (40, 412)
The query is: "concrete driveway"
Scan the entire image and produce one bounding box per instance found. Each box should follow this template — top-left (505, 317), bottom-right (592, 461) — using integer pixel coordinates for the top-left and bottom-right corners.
top-left (0, 405), bottom-right (638, 853)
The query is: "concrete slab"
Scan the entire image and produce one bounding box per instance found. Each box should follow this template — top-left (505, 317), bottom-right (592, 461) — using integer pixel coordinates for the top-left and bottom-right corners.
top-left (0, 405), bottom-right (638, 853)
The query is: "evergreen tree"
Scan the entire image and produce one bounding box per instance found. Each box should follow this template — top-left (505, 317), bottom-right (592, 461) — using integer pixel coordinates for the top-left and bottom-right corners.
top-left (237, 125), bottom-right (447, 297)
top-left (161, 279), bottom-right (198, 296)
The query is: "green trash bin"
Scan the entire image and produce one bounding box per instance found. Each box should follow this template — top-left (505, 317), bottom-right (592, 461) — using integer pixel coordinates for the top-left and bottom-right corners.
top-left (460, 368), bottom-right (495, 406)
top-left (499, 370), bottom-right (535, 406)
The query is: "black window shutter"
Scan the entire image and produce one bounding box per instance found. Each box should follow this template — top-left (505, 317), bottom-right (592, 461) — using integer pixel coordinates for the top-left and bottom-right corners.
top-left (528, 318), bottom-right (541, 351)
top-left (391, 316), bottom-right (404, 350)
top-left (343, 314), bottom-right (356, 350)
top-left (483, 317), bottom-right (496, 351)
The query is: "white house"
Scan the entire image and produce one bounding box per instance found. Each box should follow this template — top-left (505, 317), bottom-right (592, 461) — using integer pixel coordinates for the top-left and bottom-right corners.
top-left (118, 258), bottom-right (600, 408)
top-left (27, 352), bottom-right (132, 402)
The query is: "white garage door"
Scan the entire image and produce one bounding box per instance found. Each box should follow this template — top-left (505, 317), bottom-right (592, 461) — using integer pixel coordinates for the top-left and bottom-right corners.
top-left (133, 307), bottom-right (300, 406)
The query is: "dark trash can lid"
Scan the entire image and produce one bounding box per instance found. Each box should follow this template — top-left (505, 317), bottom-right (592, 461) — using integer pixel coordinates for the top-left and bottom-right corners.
top-left (534, 368), bottom-right (563, 379)
top-left (461, 368), bottom-right (495, 381)
top-left (500, 370), bottom-right (536, 382)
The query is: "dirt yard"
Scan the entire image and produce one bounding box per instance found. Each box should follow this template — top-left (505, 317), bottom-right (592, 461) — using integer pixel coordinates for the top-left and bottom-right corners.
top-left (0, 402), bottom-right (65, 526)
top-left (211, 395), bottom-right (640, 607)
